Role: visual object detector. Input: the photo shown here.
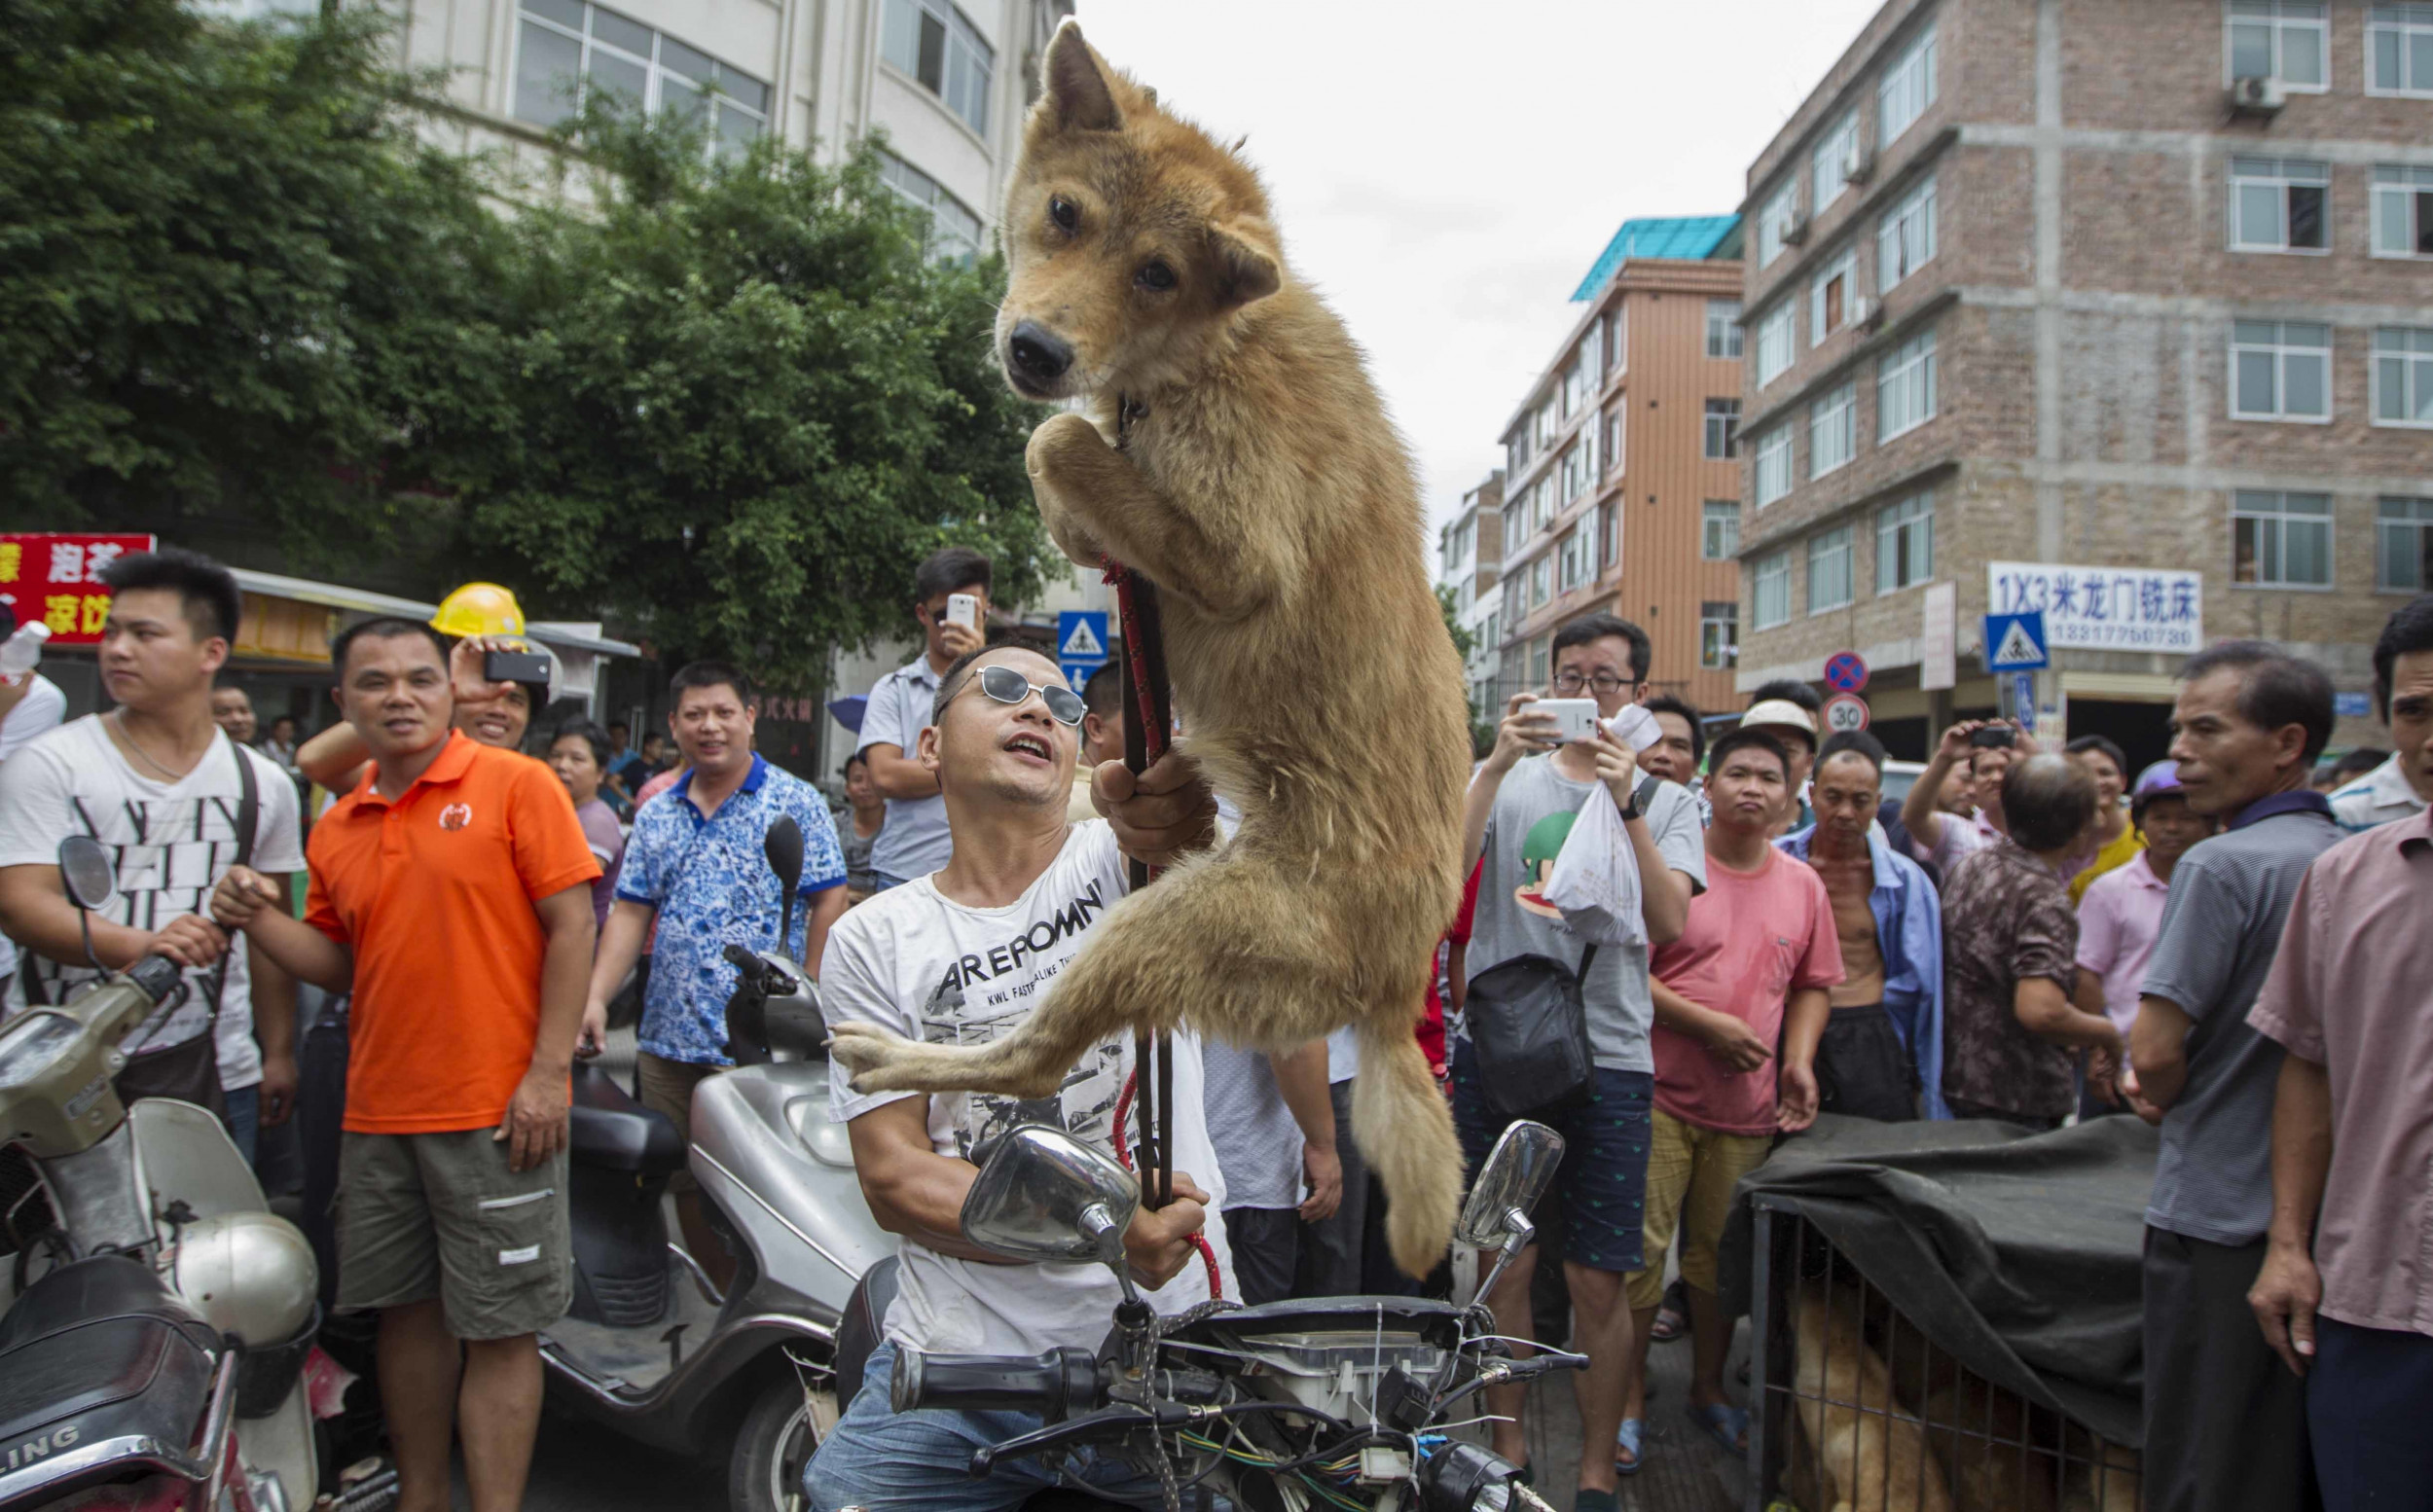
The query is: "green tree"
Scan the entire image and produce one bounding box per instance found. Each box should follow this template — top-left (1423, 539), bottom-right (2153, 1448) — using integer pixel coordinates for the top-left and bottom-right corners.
top-left (1437, 584), bottom-right (1491, 751)
top-left (428, 109), bottom-right (1052, 687)
top-left (0, 0), bottom-right (508, 577)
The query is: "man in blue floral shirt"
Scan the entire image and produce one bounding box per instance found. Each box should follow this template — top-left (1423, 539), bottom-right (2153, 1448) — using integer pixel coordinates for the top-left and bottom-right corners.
top-left (582, 660), bottom-right (845, 1281)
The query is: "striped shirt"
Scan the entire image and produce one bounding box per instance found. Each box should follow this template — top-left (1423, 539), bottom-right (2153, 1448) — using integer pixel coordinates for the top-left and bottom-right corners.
top-left (2327, 753), bottom-right (2427, 835)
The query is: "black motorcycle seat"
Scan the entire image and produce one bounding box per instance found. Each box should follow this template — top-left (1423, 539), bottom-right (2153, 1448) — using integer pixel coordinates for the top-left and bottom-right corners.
top-left (832, 1255), bottom-right (899, 1411)
top-left (0, 1255), bottom-right (219, 1453)
top-left (568, 1063), bottom-right (685, 1175)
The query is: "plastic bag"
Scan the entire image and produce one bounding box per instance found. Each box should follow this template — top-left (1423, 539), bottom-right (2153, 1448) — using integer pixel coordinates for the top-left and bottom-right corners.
top-left (1540, 784), bottom-right (1646, 948)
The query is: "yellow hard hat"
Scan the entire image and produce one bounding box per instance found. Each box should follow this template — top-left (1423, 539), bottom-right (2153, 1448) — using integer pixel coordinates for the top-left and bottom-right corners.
top-left (430, 583), bottom-right (525, 639)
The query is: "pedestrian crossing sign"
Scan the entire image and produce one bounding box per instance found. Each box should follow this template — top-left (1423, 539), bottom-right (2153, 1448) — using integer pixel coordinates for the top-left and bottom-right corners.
top-left (1983, 611), bottom-right (2050, 671)
top-left (1058, 610), bottom-right (1109, 690)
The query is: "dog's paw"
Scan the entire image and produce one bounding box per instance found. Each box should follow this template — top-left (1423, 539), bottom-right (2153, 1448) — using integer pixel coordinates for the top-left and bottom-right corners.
top-left (1026, 411), bottom-right (1109, 482)
top-left (825, 1022), bottom-right (913, 1091)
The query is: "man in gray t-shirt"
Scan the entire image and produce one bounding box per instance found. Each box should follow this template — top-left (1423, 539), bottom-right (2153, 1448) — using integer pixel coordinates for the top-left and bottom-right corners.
top-left (2125, 642), bottom-right (2341, 1512)
top-left (1453, 615), bottom-right (1704, 1501)
top-left (857, 548), bottom-right (990, 887)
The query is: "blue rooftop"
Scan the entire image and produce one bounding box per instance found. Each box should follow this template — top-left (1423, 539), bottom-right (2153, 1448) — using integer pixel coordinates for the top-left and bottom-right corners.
top-left (1569, 215), bottom-right (1741, 301)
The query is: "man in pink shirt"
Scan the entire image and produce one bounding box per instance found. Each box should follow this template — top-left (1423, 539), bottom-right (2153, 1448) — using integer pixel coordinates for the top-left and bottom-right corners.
top-left (1616, 728), bottom-right (1841, 1470)
top-left (2071, 767), bottom-right (2215, 1115)
top-left (2245, 802), bottom-right (2433, 1509)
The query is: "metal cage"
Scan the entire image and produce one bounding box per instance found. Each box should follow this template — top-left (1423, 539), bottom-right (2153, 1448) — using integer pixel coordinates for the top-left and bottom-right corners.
top-left (1746, 1197), bottom-right (2143, 1512)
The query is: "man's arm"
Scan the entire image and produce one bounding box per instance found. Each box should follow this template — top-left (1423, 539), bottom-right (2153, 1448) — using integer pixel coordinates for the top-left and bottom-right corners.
top-left (1777, 985), bottom-right (1833, 1132)
top-left (1652, 979), bottom-right (1769, 1071)
top-left (2128, 994), bottom-right (2195, 1112)
top-left (1093, 751), bottom-right (1217, 869)
top-left (1595, 724), bottom-right (1692, 944)
top-left (208, 866), bottom-right (353, 992)
top-left (580, 899), bottom-right (655, 1055)
top-left (2014, 976), bottom-right (2122, 1050)
top-left (1267, 1040), bottom-right (1341, 1222)
top-left (2250, 1052), bottom-right (2334, 1377)
top-left (801, 885), bottom-right (847, 978)
top-left (247, 879), bottom-right (300, 1127)
top-left (1903, 720), bottom-right (1985, 851)
top-left (861, 742), bottom-right (937, 802)
top-left (497, 882), bottom-right (595, 1172)
top-left (0, 864), bottom-right (228, 971)
top-left (2071, 968), bottom-right (2110, 1023)
top-left (1465, 695), bottom-right (1558, 870)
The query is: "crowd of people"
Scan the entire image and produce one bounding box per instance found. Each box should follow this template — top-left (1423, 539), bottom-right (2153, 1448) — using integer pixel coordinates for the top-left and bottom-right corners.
top-left (0, 541), bottom-right (2426, 1512)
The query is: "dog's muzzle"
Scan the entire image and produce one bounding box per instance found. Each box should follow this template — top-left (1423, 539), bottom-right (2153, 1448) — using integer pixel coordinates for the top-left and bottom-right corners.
top-left (1005, 320), bottom-right (1074, 395)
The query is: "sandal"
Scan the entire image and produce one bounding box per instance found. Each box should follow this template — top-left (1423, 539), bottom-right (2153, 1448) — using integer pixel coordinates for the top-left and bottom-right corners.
top-left (1651, 1279), bottom-right (1689, 1343)
top-left (1687, 1400), bottom-right (1750, 1457)
top-left (1614, 1417), bottom-right (1645, 1477)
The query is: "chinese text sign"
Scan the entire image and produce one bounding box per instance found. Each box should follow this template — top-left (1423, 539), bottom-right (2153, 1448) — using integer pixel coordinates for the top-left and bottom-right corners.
top-left (1985, 562), bottom-right (2202, 654)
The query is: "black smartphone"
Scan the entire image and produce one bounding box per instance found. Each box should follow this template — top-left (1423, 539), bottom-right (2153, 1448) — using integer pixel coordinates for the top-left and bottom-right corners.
top-left (485, 649), bottom-right (552, 687)
top-left (1968, 724), bottom-right (2018, 750)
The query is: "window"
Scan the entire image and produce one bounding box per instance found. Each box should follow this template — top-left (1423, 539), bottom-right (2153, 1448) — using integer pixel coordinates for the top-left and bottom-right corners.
top-left (1812, 112), bottom-right (1862, 214)
top-left (1601, 310), bottom-right (1623, 377)
top-left (2376, 326), bottom-right (2433, 425)
top-left (2233, 490), bottom-right (2333, 588)
top-left (1599, 501), bottom-right (1619, 569)
top-left (1704, 398), bottom-right (1741, 459)
top-left (2379, 496), bottom-right (2433, 591)
top-left (1757, 180), bottom-right (1798, 269)
top-left (1809, 242), bottom-right (1859, 346)
top-left (1754, 552), bottom-right (1793, 630)
top-left (2372, 164), bottom-right (2433, 256)
top-left (1603, 410), bottom-right (1624, 477)
top-left (1878, 23), bottom-right (1939, 147)
top-left (879, 152), bottom-right (984, 265)
top-left (515, 0), bottom-right (770, 156)
top-left (1530, 556), bottom-right (1551, 607)
top-left (1877, 174), bottom-right (1938, 292)
top-left (1701, 602), bottom-right (1739, 669)
top-left (2228, 1), bottom-right (2327, 89)
top-left (1528, 634), bottom-right (1550, 687)
top-left (1808, 525), bottom-right (1855, 612)
top-left (1536, 401), bottom-right (1559, 450)
top-left (1579, 324), bottom-right (1603, 394)
top-left (882, 0), bottom-right (994, 137)
top-left (1557, 528), bottom-right (1588, 593)
top-left (1877, 491), bottom-right (1935, 593)
top-left (1562, 357), bottom-right (1590, 418)
top-left (1756, 301), bottom-right (1797, 385)
top-left (1755, 426), bottom-right (1795, 507)
top-left (1702, 501), bottom-right (1741, 560)
top-left (1809, 381), bottom-right (1857, 478)
top-left (2230, 157), bottom-right (2329, 252)
top-left (1877, 327), bottom-right (1939, 441)
top-left (2231, 320), bottom-right (2332, 421)
top-left (1707, 300), bottom-right (1744, 359)
top-left (1559, 445), bottom-right (1587, 503)
top-left (1504, 505), bottom-right (1530, 561)
top-left (1505, 426), bottom-right (1530, 481)
top-left (2368, 5), bottom-right (2433, 94)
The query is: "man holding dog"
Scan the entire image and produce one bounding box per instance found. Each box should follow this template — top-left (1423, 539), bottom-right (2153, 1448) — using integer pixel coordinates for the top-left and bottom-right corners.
top-left (808, 640), bottom-right (1236, 1512)
top-left (1458, 613), bottom-right (1702, 1512)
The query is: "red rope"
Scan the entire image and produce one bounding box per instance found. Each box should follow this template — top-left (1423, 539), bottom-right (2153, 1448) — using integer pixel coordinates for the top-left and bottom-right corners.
top-left (1112, 1069), bottom-right (1222, 1301)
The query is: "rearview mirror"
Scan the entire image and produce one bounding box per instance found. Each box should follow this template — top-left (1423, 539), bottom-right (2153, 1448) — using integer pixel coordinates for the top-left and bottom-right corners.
top-left (764, 815), bottom-right (804, 898)
top-left (960, 1124), bottom-right (1138, 1273)
top-left (57, 837), bottom-right (117, 914)
top-left (1456, 1120), bottom-right (1565, 1251)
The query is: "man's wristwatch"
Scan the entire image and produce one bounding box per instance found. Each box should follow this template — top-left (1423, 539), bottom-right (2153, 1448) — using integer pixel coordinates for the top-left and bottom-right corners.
top-left (1616, 787), bottom-right (1643, 822)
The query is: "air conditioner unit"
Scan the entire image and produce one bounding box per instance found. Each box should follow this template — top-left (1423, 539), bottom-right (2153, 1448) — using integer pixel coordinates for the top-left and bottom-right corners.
top-left (1780, 210), bottom-right (1811, 247)
top-left (1843, 143), bottom-right (1876, 184)
top-left (1857, 297), bottom-right (1884, 332)
top-left (2228, 75), bottom-right (2286, 114)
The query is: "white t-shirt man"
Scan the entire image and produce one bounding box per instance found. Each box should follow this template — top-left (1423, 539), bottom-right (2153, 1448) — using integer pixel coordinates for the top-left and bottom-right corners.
top-left (0, 717), bottom-right (305, 1090)
top-left (821, 819), bottom-right (1235, 1356)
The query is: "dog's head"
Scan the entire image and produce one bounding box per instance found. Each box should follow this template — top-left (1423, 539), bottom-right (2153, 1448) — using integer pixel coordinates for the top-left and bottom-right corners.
top-left (995, 20), bottom-right (1283, 406)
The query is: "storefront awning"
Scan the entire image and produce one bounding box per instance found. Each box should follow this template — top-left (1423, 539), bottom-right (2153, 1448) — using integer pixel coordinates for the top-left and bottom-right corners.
top-left (226, 569), bottom-right (640, 661)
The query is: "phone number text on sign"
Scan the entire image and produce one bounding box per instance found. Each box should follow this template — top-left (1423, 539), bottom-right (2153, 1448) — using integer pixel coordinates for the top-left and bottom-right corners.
top-left (1985, 562), bottom-right (2202, 655)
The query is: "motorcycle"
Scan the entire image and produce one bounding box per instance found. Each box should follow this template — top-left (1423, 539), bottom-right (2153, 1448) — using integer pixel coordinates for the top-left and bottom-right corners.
top-left (0, 839), bottom-right (331, 1512)
top-left (537, 815), bottom-right (891, 1512)
top-left (844, 1117), bottom-right (1580, 1512)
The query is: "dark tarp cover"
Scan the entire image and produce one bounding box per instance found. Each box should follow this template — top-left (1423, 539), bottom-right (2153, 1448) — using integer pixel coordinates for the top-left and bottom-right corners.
top-left (1718, 1113), bottom-right (2158, 1448)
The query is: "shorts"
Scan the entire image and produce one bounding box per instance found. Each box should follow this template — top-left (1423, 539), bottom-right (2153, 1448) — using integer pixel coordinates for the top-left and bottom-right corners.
top-left (1624, 1107), bottom-right (1770, 1311)
top-left (636, 1052), bottom-right (720, 1194)
top-left (337, 1129), bottom-right (569, 1340)
top-left (1813, 1004), bottom-right (1919, 1122)
top-left (1450, 1039), bottom-right (1652, 1275)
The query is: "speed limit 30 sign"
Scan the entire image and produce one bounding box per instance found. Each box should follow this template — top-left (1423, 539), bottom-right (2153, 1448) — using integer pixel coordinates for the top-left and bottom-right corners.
top-left (1822, 693), bottom-right (1870, 734)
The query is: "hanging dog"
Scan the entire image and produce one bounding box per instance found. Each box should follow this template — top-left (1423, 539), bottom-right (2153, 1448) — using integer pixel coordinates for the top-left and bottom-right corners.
top-left (827, 20), bottom-right (1472, 1278)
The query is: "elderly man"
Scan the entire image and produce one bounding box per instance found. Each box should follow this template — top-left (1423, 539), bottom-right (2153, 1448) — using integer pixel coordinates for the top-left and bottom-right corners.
top-left (2124, 642), bottom-right (2341, 1512)
top-left (2327, 594), bottom-right (2432, 834)
top-left (1779, 730), bottom-right (1946, 1121)
top-left (1937, 754), bottom-right (2121, 1130)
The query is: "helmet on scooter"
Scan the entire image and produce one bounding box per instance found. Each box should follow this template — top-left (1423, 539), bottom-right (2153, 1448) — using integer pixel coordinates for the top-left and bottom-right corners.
top-left (165, 1211), bottom-right (317, 1348)
top-left (431, 583), bottom-right (526, 639)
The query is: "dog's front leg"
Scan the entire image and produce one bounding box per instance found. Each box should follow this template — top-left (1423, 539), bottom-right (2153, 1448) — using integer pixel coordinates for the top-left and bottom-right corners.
top-left (1027, 413), bottom-right (1270, 621)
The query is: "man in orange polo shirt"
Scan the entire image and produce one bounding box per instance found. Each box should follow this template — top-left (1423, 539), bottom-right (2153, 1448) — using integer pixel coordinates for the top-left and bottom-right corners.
top-left (212, 617), bottom-right (598, 1512)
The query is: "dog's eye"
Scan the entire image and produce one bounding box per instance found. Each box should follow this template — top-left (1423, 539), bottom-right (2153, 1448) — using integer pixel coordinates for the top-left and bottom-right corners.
top-left (1048, 197), bottom-right (1078, 233)
top-left (1136, 261), bottom-right (1177, 292)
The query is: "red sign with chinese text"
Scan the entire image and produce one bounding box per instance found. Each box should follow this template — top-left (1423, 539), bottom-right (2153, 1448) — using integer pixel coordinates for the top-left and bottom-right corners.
top-left (0, 534), bottom-right (160, 645)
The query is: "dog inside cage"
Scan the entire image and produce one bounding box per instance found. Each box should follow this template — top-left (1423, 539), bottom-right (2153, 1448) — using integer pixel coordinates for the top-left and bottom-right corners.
top-left (1751, 1201), bottom-right (2143, 1512)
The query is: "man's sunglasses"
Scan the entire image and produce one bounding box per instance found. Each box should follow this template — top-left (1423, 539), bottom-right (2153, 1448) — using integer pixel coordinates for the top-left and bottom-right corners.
top-left (960, 663), bottom-right (1086, 726)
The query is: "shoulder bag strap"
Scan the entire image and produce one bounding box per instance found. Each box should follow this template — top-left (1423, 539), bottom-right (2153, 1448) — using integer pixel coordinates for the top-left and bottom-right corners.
top-left (198, 738), bottom-right (259, 1030)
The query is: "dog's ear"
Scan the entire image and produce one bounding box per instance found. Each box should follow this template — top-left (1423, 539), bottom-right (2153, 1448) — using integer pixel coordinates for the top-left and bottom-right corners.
top-left (1208, 224), bottom-right (1281, 309)
top-left (1042, 20), bottom-right (1122, 132)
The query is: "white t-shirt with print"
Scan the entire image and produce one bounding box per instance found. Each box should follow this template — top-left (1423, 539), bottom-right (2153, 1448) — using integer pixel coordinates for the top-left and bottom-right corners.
top-left (820, 819), bottom-right (1235, 1356)
top-left (0, 716), bottom-right (306, 1089)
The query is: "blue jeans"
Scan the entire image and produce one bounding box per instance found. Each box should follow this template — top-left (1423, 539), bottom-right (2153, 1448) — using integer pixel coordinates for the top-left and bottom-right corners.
top-left (805, 1343), bottom-right (1180, 1512)
top-left (223, 1084), bottom-right (259, 1166)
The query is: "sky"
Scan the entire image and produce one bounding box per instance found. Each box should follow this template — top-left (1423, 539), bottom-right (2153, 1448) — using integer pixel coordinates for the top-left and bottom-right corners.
top-left (1073, 0), bottom-right (1885, 542)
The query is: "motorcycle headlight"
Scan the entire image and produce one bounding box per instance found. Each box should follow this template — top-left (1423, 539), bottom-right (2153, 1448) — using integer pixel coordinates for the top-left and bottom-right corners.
top-left (0, 1011), bottom-right (84, 1095)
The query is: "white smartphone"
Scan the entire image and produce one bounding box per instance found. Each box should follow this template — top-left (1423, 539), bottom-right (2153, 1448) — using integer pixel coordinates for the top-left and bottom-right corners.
top-left (1535, 699), bottom-right (1602, 744)
top-left (945, 594), bottom-right (978, 630)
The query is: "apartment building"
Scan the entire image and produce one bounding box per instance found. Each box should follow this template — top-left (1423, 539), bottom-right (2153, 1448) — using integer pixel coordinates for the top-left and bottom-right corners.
top-left (1734, 0), bottom-right (2433, 766)
top-left (1438, 472), bottom-right (1507, 717)
top-left (1493, 218), bottom-right (1748, 716)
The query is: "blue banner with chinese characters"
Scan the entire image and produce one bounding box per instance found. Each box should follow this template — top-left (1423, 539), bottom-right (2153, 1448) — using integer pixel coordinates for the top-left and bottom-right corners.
top-left (1986, 561), bottom-right (2202, 655)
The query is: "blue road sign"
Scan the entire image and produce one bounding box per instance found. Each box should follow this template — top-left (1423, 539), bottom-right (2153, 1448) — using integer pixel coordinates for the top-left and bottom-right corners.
top-left (1823, 651), bottom-right (1869, 693)
top-left (1983, 611), bottom-right (2051, 671)
top-left (1058, 610), bottom-right (1109, 689)
top-left (2014, 671), bottom-right (2038, 734)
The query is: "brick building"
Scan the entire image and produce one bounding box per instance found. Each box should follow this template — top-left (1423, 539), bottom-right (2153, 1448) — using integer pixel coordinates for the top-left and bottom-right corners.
top-left (1493, 218), bottom-right (1748, 717)
top-left (1733, 0), bottom-right (2433, 768)
top-left (1437, 472), bottom-right (1506, 721)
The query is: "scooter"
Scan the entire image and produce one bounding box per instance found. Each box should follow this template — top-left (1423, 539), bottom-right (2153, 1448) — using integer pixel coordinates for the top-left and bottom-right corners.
top-left (538, 816), bottom-right (891, 1512)
top-left (0, 839), bottom-right (332, 1512)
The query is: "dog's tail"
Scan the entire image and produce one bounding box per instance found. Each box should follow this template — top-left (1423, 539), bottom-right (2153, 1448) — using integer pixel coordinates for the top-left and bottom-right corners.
top-left (1354, 1019), bottom-right (1462, 1279)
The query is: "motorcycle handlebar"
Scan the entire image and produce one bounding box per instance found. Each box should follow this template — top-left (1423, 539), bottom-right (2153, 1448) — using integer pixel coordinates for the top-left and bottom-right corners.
top-left (721, 943), bottom-right (763, 977)
top-left (126, 954), bottom-right (184, 1004)
top-left (891, 1347), bottom-right (1102, 1420)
